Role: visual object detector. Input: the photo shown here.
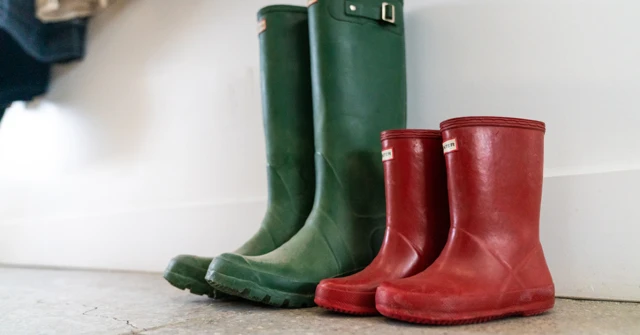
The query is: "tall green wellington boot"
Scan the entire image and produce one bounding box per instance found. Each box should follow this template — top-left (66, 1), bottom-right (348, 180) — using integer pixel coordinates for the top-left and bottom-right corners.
top-left (163, 5), bottom-right (315, 299)
top-left (206, 0), bottom-right (406, 307)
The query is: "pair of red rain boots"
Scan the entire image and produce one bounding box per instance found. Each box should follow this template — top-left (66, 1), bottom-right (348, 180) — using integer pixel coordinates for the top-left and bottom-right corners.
top-left (315, 116), bottom-right (555, 325)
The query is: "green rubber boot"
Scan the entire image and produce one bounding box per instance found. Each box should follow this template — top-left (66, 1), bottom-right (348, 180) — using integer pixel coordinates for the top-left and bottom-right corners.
top-left (205, 0), bottom-right (407, 308)
top-left (164, 5), bottom-right (315, 299)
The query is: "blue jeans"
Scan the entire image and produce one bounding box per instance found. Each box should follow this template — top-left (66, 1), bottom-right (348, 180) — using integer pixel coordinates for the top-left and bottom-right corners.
top-left (0, 0), bottom-right (86, 63)
top-left (0, 30), bottom-right (50, 117)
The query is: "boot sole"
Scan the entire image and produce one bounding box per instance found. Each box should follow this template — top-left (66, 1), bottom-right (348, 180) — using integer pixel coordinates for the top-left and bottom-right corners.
top-left (315, 296), bottom-right (378, 316)
top-left (164, 270), bottom-right (233, 300)
top-left (164, 270), bottom-right (217, 298)
top-left (377, 299), bottom-right (554, 325)
top-left (207, 271), bottom-right (315, 308)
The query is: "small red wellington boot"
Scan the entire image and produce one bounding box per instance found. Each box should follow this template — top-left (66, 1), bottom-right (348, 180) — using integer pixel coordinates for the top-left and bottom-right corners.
top-left (376, 116), bottom-right (555, 325)
top-left (314, 130), bottom-right (450, 315)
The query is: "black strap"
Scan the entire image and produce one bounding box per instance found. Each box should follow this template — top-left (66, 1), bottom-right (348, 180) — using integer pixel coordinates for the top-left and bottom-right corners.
top-left (345, 1), bottom-right (396, 24)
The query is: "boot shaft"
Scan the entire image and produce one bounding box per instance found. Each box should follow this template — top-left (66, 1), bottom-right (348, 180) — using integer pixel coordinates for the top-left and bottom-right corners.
top-left (307, 0), bottom-right (407, 217)
top-left (257, 6), bottom-right (315, 211)
top-left (258, 6), bottom-right (314, 162)
top-left (440, 116), bottom-right (545, 245)
top-left (380, 130), bottom-right (450, 261)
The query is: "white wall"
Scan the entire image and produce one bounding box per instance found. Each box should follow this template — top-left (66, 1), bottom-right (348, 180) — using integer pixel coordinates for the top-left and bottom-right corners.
top-left (0, 0), bottom-right (283, 271)
top-left (0, 0), bottom-right (638, 301)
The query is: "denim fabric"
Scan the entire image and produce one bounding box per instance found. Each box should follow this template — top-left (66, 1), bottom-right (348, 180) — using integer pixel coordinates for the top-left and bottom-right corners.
top-left (0, 30), bottom-right (50, 114)
top-left (0, 0), bottom-right (86, 63)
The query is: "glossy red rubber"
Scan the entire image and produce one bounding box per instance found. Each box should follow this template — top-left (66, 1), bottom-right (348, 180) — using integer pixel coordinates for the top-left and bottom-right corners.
top-left (315, 129), bottom-right (450, 315)
top-left (376, 116), bottom-right (555, 325)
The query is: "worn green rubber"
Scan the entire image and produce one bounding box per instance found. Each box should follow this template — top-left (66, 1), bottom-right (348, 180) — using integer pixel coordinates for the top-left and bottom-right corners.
top-left (164, 256), bottom-right (222, 298)
top-left (164, 5), bottom-right (315, 298)
top-left (206, 0), bottom-right (407, 308)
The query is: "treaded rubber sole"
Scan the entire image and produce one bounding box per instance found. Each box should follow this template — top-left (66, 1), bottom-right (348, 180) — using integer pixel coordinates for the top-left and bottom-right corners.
top-left (315, 297), bottom-right (378, 316)
top-left (206, 271), bottom-right (315, 308)
top-left (377, 302), bottom-right (553, 325)
top-left (164, 271), bottom-right (230, 299)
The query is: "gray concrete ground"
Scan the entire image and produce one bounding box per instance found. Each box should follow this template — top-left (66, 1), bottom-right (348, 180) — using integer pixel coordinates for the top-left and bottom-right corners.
top-left (0, 267), bottom-right (638, 335)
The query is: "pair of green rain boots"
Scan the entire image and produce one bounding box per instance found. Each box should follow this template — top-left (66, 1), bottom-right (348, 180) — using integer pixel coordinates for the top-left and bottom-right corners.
top-left (164, 0), bottom-right (406, 307)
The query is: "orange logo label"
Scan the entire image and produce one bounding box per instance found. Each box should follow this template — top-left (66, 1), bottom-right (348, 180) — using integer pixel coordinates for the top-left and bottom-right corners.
top-left (257, 19), bottom-right (266, 34)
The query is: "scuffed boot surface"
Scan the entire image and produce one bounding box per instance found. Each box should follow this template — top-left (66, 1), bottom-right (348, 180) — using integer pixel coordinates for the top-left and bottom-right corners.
top-left (164, 255), bottom-right (229, 299)
top-left (377, 117), bottom-right (555, 324)
top-left (164, 5), bottom-right (316, 299)
top-left (206, 0), bottom-right (408, 308)
top-left (315, 130), bottom-right (450, 315)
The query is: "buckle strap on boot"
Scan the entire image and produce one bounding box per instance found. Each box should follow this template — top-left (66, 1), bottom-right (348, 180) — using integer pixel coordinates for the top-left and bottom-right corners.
top-left (345, 1), bottom-right (396, 24)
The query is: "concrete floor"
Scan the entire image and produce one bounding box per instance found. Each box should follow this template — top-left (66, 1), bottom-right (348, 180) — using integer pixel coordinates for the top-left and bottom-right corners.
top-left (0, 267), bottom-right (638, 335)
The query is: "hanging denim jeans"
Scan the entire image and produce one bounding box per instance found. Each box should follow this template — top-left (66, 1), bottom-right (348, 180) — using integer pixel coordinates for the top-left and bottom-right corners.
top-left (0, 0), bottom-right (87, 63)
top-left (0, 30), bottom-right (50, 115)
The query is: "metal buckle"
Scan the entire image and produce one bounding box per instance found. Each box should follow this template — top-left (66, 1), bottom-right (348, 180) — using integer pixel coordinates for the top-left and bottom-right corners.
top-left (381, 2), bottom-right (395, 24)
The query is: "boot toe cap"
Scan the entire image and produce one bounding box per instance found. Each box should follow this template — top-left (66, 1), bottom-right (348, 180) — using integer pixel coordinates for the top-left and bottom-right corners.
top-left (164, 255), bottom-right (217, 297)
top-left (205, 253), bottom-right (263, 285)
top-left (166, 255), bottom-right (213, 273)
top-left (164, 255), bottom-right (213, 284)
top-left (375, 279), bottom-right (463, 317)
top-left (205, 253), bottom-right (317, 307)
top-left (314, 279), bottom-right (378, 315)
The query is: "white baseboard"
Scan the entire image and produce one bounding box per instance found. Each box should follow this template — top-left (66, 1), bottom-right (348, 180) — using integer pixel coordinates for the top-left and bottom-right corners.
top-left (541, 168), bottom-right (640, 302)
top-left (0, 199), bottom-right (267, 273)
top-left (1, 169), bottom-right (638, 302)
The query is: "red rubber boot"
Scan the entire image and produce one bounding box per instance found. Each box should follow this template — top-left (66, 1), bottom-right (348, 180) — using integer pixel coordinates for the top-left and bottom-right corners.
top-left (314, 130), bottom-right (450, 315)
top-left (376, 117), bottom-right (555, 325)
